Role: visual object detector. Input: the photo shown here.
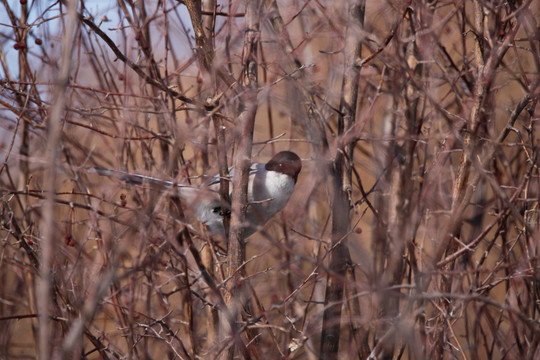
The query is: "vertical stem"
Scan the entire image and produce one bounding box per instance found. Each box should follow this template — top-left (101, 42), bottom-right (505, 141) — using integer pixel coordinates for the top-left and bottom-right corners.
top-left (452, 0), bottom-right (485, 211)
top-left (319, 154), bottom-right (352, 360)
top-left (320, 1), bottom-right (365, 359)
top-left (38, 1), bottom-right (78, 358)
top-left (223, 1), bottom-right (260, 359)
top-left (17, 1), bottom-right (30, 198)
top-left (227, 0), bottom-right (260, 290)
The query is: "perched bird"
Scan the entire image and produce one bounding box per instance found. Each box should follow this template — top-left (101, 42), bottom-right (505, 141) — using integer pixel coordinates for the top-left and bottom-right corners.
top-left (90, 151), bottom-right (302, 238)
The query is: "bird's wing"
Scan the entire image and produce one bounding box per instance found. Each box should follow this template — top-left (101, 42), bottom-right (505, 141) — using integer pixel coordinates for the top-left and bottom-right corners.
top-left (89, 167), bottom-right (228, 237)
top-left (205, 162), bottom-right (263, 187)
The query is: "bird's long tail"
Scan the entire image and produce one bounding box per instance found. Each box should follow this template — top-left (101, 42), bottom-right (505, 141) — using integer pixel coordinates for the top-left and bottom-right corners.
top-left (88, 167), bottom-right (179, 188)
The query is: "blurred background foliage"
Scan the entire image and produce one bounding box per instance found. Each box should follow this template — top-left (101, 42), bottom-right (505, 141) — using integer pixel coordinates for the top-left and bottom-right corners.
top-left (0, 0), bottom-right (539, 359)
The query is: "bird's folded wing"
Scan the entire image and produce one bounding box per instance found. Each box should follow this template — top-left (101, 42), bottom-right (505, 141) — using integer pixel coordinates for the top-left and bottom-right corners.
top-left (205, 162), bottom-right (263, 188)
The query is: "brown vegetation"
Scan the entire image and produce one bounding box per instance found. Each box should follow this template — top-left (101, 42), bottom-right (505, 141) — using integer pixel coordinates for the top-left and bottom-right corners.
top-left (0, 0), bottom-right (539, 359)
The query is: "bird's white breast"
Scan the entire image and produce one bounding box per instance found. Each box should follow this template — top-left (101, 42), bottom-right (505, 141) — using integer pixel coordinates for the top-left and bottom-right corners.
top-left (249, 167), bottom-right (295, 224)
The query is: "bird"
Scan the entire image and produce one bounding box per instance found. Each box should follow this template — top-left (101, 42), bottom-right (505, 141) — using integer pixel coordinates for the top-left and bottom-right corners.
top-left (89, 151), bottom-right (302, 239)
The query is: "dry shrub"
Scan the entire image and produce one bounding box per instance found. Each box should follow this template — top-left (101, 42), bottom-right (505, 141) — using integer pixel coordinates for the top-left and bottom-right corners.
top-left (0, 0), bottom-right (538, 359)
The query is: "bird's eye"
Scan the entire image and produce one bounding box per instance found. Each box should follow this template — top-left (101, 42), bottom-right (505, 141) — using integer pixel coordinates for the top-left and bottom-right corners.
top-left (212, 206), bottom-right (221, 214)
top-left (221, 209), bottom-right (231, 216)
